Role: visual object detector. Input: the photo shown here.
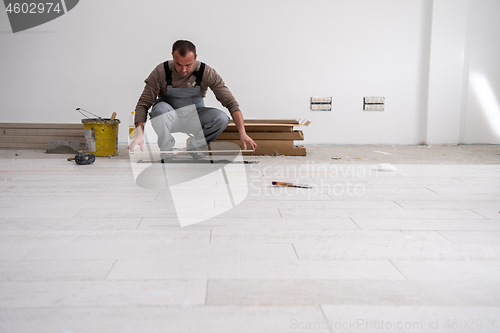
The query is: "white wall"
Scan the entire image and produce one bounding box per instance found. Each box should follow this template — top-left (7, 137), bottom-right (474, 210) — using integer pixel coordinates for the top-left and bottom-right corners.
top-left (0, 0), bottom-right (498, 145)
top-left (462, 0), bottom-right (500, 144)
top-left (425, 0), bottom-right (468, 144)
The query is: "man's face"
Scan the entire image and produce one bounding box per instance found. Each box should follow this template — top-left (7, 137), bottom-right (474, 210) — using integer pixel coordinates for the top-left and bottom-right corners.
top-left (172, 50), bottom-right (197, 77)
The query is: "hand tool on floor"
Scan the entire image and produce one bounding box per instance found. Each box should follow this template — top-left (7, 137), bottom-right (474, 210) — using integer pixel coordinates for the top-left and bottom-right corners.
top-left (272, 181), bottom-right (312, 188)
top-left (67, 153), bottom-right (96, 165)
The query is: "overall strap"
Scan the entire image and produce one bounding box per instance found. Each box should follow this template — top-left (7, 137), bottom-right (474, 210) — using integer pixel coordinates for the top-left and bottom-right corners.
top-left (163, 61), bottom-right (173, 86)
top-left (194, 62), bottom-right (206, 86)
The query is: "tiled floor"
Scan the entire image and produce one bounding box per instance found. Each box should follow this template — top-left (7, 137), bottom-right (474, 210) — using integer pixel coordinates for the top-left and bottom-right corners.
top-left (0, 145), bottom-right (499, 332)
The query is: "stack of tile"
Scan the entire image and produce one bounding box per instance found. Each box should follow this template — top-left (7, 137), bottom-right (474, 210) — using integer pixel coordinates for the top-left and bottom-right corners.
top-left (0, 123), bottom-right (85, 150)
top-left (215, 119), bottom-right (307, 156)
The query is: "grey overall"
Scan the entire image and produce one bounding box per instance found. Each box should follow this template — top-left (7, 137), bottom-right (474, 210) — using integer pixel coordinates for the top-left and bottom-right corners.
top-left (149, 61), bottom-right (230, 152)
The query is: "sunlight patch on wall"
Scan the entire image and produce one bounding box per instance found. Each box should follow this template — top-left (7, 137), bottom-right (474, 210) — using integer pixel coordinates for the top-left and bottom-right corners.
top-left (470, 72), bottom-right (500, 137)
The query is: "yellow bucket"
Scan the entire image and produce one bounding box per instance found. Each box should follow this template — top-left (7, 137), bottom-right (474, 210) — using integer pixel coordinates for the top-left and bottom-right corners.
top-left (82, 118), bottom-right (120, 157)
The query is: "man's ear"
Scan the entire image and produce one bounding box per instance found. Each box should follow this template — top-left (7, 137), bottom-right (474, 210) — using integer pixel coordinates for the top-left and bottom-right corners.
top-left (194, 54), bottom-right (197, 60)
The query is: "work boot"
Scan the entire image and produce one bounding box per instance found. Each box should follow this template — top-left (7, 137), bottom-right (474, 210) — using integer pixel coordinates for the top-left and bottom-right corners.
top-left (189, 151), bottom-right (209, 161)
top-left (160, 152), bottom-right (176, 162)
top-left (188, 147), bottom-right (209, 161)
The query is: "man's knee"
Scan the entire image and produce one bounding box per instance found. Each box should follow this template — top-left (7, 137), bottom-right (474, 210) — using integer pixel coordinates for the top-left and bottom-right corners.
top-left (203, 110), bottom-right (229, 131)
top-left (215, 110), bottom-right (229, 130)
top-left (217, 112), bottom-right (230, 130)
top-left (150, 102), bottom-right (175, 119)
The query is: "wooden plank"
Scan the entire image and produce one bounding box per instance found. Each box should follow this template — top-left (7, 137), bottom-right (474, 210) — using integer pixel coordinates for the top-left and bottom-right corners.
top-left (217, 131), bottom-right (304, 140)
top-left (214, 140), bottom-right (294, 148)
top-left (0, 136), bottom-right (85, 144)
top-left (0, 123), bottom-right (84, 129)
top-left (229, 119), bottom-right (300, 125)
top-left (0, 143), bottom-right (46, 149)
top-left (0, 123), bottom-right (86, 150)
top-left (0, 142), bottom-right (84, 149)
top-left (224, 124), bottom-right (293, 132)
top-left (242, 145), bottom-right (307, 156)
top-left (1, 128), bottom-right (84, 137)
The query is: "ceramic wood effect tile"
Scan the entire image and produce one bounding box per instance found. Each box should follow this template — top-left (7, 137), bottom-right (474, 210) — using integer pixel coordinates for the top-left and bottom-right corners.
top-left (107, 259), bottom-right (404, 281)
top-left (138, 217), bottom-right (359, 230)
top-left (0, 280), bottom-right (207, 308)
top-left (207, 279), bottom-right (500, 307)
top-left (23, 242), bottom-right (298, 261)
top-left (438, 231), bottom-right (500, 245)
top-left (0, 217), bottom-right (142, 230)
top-left (352, 218), bottom-right (500, 231)
top-left (391, 260), bottom-right (500, 282)
top-left (470, 209), bottom-right (500, 219)
top-left (279, 208), bottom-right (485, 219)
top-left (0, 306), bottom-right (328, 333)
top-left (394, 201), bottom-right (500, 209)
top-left (0, 260), bottom-right (115, 282)
top-left (0, 230), bottom-right (210, 244)
top-left (0, 243), bottom-right (41, 260)
top-left (1, 150), bottom-right (499, 331)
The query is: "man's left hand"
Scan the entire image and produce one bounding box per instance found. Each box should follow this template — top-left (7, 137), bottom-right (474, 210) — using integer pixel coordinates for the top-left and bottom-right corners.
top-left (240, 133), bottom-right (257, 152)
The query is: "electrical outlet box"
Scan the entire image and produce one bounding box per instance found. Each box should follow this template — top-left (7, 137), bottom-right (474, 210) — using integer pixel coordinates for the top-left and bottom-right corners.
top-left (311, 97), bottom-right (332, 111)
top-left (363, 97), bottom-right (384, 111)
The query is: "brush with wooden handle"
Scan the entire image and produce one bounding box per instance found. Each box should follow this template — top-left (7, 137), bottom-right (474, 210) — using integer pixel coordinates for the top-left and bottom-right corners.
top-left (272, 181), bottom-right (312, 188)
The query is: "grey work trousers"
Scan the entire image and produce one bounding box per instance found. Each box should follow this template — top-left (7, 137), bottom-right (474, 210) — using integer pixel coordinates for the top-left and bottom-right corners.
top-left (150, 102), bottom-right (230, 152)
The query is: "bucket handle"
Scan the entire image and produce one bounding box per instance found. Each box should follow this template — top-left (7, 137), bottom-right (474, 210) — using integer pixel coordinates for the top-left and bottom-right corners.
top-left (76, 108), bottom-right (104, 121)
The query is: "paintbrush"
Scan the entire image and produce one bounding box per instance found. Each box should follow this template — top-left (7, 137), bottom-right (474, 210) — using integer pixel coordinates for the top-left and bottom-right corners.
top-left (272, 181), bottom-right (312, 189)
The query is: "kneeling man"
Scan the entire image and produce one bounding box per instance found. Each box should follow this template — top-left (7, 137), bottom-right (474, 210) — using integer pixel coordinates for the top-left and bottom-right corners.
top-left (128, 39), bottom-right (256, 160)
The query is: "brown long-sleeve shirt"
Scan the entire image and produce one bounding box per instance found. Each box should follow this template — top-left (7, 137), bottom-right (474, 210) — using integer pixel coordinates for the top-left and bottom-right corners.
top-left (134, 60), bottom-right (240, 124)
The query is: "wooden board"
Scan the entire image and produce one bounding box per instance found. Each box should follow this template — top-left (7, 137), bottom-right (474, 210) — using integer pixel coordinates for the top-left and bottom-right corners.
top-left (0, 123), bottom-right (85, 150)
top-left (242, 145), bottom-right (306, 156)
top-left (217, 130), bottom-right (304, 140)
top-left (0, 123), bottom-right (84, 129)
top-left (0, 136), bottom-right (85, 144)
top-left (224, 123), bottom-right (294, 132)
top-left (229, 119), bottom-right (300, 125)
top-left (1, 128), bottom-right (85, 137)
top-left (214, 140), bottom-right (294, 148)
top-left (0, 142), bottom-right (86, 149)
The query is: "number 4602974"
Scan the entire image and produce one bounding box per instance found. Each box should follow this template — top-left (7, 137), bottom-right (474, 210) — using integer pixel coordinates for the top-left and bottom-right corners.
top-left (5, 3), bottom-right (62, 14)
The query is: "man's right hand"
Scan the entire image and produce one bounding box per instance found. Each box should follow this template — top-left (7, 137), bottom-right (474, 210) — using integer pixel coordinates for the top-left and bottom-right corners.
top-left (127, 122), bottom-right (145, 152)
